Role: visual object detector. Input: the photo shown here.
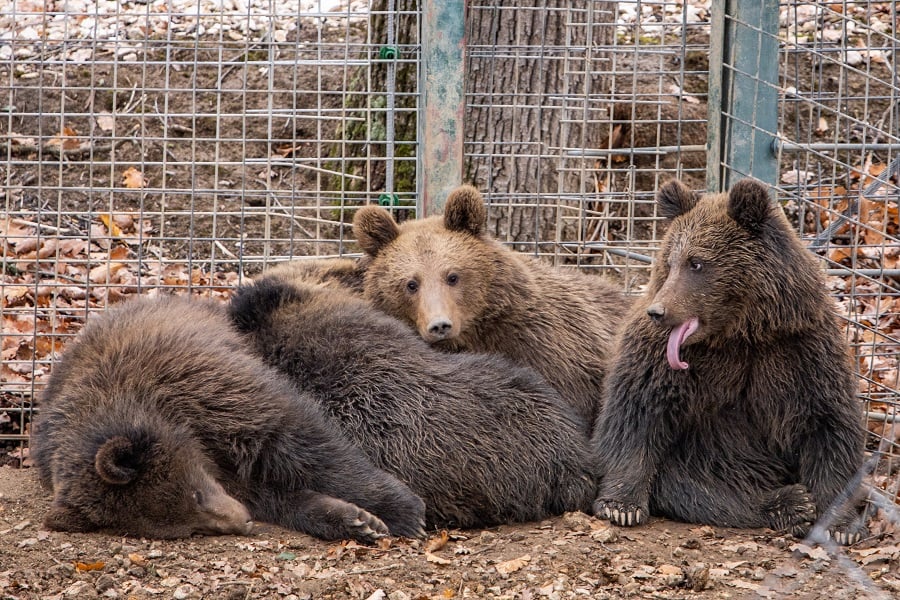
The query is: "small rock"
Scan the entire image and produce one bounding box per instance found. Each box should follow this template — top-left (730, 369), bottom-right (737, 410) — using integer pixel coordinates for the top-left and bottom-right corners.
top-left (13, 519), bottom-right (31, 531)
top-left (173, 584), bottom-right (195, 599)
top-left (365, 591), bottom-right (385, 600)
top-left (387, 592), bottom-right (410, 600)
top-left (64, 580), bottom-right (92, 597)
top-left (240, 560), bottom-right (257, 574)
top-left (561, 511), bottom-right (594, 531)
top-left (95, 574), bottom-right (116, 593)
top-left (683, 564), bottom-right (709, 591)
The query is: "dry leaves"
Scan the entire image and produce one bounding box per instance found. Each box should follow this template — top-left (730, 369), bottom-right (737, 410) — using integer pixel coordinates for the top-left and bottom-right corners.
top-left (1, 212), bottom-right (241, 391)
top-left (122, 166), bottom-right (147, 189)
top-left (46, 126), bottom-right (81, 151)
top-left (495, 554), bottom-right (531, 575)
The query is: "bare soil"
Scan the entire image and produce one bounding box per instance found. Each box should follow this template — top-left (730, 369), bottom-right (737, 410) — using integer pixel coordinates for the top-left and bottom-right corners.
top-left (1, 467), bottom-right (898, 599)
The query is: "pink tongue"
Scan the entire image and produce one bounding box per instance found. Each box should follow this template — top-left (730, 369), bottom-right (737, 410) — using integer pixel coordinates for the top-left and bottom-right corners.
top-left (666, 317), bottom-right (699, 370)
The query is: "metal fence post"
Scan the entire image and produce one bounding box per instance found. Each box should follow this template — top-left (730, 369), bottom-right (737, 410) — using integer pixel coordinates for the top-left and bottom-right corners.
top-left (417, 0), bottom-right (466, 216)
top-left (707, 0), bottom-right (780, 192)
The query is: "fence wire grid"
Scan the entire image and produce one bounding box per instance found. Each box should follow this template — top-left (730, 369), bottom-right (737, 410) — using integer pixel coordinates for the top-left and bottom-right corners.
top-left (0, 0), bottom-right (899, 570)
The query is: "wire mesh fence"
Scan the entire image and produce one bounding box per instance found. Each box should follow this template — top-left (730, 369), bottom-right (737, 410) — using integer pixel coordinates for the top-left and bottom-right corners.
top-left (0, 0), bottom-right (898, 561)
top-left (774, 0), bottom-right (900, 527)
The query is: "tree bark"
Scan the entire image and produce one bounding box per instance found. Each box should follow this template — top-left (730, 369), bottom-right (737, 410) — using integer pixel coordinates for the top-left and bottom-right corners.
top-left (465, 1), bottom-right (617, 245)
top-left (336, 1), bottom-right (617, 243)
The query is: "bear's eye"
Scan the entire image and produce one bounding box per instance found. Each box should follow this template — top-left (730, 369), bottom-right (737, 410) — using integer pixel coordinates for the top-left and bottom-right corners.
top-left (688, 259), bottom-right (703, 272)
top-left (446, 273), bottom-right (459, 286)
top-left (193, 490), bottom-right (204, 506)
top-left (405, 280), bottom-right (419, 293)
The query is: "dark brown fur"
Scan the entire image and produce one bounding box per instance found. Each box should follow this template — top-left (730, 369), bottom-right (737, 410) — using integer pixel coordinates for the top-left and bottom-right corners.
top-left (260, 257), bottom-right (367, 295)
top-left (592, 179), bottom-right (866, 544)
top-left (32, 296), bottom-right (425, 541)
top-left (229, 278), bottom-right (598, 529)
top-left (353, 185), bottom-right (632, 426)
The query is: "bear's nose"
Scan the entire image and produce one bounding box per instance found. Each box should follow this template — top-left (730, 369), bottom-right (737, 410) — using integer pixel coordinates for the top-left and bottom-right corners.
top-left (646, 303), bottom-right (665, 322)
top-left (427, 318), bottom-right (453, 338)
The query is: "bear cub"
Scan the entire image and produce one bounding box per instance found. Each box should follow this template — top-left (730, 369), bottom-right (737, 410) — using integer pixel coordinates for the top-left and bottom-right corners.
top-left (32, 295), bottom-right (425, 541)
top-left (229, 277), bottom-right (598, 529)
top-left (353, 185), bottom-right (631, 426)
top-left (592, 178), bottom-right (866, 544)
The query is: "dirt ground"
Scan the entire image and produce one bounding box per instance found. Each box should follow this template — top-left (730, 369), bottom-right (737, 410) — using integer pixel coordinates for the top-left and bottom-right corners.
top-left (0, 466), bottom-right (898, 600)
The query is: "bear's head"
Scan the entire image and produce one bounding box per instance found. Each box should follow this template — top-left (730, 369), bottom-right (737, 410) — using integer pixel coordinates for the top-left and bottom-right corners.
top-left (353, 185), bottom-right (496, 345)
top-left (44, 417), bottom-right (253, 539)
top-left (646, 178), bottom-right (817, 370)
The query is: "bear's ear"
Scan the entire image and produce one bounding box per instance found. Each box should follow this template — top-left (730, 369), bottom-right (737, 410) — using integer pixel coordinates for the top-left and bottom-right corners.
top-left (353, 206), bottom-right (400, 256)
top-left (94, 435), bottom-right (149, 485)
top-left (727, 178), bottom-right (773, 233)
top-left (657, 179), bottom-right (698, 219)
top-left (229, 278), bottom-right (304, 334)
top-left (43, 502), bottom-right (96, 532)
top-left (444, 185), bottom-right (487, 235)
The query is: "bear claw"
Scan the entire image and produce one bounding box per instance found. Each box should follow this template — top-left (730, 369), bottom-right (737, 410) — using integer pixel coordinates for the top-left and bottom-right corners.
top-left (347, 510), bottom-right (389, 543)
top-left (594, 499), bottom-right (648, 527)
top-left (763, 484), bottom-right (816, 537)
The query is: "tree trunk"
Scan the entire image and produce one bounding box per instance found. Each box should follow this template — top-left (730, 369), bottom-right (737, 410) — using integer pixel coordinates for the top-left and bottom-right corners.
top-left (336, 1), bottom-right (617, 243)
top-left (465, 1), bottom-right (617, 246)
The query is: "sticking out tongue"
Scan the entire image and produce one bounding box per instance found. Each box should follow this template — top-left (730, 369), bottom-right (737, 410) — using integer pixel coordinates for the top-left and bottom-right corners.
top-left (666, 317), bottom-right (700, 370)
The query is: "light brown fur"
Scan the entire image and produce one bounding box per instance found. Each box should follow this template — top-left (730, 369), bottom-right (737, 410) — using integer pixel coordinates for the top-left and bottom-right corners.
top-left (353, 185), bottom-right (632, 426)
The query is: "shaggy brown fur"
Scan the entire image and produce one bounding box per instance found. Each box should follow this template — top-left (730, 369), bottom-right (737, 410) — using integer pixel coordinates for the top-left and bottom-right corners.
top-left (592, 179), bottom-right (866, 544)
top-left (229, 278), bottom-right (598, 529)
top-left (32, 296), bottom-right (425, 541)
top-left (260, 257), bottom-right (367, 295)
top-left (352, 185), bottom-right (631, 426)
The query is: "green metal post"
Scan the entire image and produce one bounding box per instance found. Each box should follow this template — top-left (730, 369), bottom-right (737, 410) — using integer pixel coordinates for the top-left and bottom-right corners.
top-left (417, 0), bottom-right (466, 216)
top-left (706, 0), bottom-right (779, 192)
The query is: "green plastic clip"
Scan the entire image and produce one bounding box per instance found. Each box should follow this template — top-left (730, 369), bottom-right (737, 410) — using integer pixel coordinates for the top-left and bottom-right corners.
top-left (378, 193), bottom-right (399, 207)
top-left (378, 46), bottom-right (398, 60)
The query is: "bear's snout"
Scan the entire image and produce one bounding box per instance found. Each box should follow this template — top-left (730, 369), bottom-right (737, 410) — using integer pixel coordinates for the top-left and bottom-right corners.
top-left (426, 317), bottom-right (454, 340)
top-left (647, 303), bottom-right (665, 322)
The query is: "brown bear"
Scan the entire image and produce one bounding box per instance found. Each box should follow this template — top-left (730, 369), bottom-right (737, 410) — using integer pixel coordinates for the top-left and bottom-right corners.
top-left (259, 256), bottom-right (367, 295)
top-left (228, 277), bottom-right (598, 529)
top-left (592, 178), bottom-right (866, 544)
top-left (32, 295), bottom-right (426, 541)
top-left (352, 185), bottom-right (631, 426)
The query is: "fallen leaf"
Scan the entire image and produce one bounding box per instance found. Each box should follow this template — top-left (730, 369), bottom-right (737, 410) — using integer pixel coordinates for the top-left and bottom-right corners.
top-left (47, 126), bottom-right (81, 151)
top-left (425, 530), bottom-right (450, 553)
top-left (88, 262), bottom-right (126, 284)
top-left (74, 561), bottom-right (105, 571)
top-left (122, 166), bottom-right (147, 189)
top-left (99, 214), bottom-right (124, 237)
top-left (496, 554), bottom-right (531, 575)
top-left (789, 542), bottom-right (831, 561)
top-left (96, 113), bottom-right (116, 132)
top-left (425, 552), bottom-right (451, 565)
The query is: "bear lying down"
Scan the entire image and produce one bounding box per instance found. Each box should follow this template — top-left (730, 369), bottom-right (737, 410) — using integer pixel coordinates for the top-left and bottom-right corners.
top-left (592, 178), bottom-right (867, 544)
top-left (229, 277), bottom-right (598, 529)
top-left (32, 295), bottom-right (425, 541)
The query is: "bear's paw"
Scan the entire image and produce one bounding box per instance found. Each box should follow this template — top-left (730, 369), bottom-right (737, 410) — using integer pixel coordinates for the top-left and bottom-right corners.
top-left (593, 498), bottom-right (649, 527)
top-left (762, 484), bottom-right (816, 537)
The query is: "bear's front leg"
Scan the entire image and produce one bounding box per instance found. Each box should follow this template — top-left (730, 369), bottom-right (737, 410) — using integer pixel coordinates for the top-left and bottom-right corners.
top-left (591, 388), bottom-right (662, 527)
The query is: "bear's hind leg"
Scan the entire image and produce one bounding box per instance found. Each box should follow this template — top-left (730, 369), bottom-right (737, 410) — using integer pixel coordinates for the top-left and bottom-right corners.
top-left (649, 443), bottom-right (807, 533)
top-left (761, 484), bottom-right (817, 538)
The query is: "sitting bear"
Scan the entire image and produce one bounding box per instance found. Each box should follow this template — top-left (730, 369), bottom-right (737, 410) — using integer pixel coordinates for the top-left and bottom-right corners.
top-left (592, 178), bottom-right (866, 544)
top-left (229, 278), bottom-right (597, 529)
top-left (32, 295), bottom-right (425, 541)
top-left (352, 185), bottom-right (631, 426)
